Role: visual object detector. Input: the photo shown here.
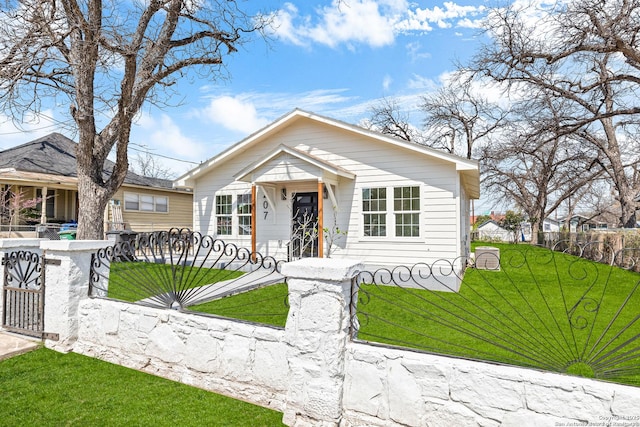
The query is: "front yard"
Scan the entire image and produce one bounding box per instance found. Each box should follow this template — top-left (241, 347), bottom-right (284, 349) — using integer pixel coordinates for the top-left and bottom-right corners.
top-left (0, 348), bottom-right (284, 426)
top-left (188, 242), bottom-right (640, 387)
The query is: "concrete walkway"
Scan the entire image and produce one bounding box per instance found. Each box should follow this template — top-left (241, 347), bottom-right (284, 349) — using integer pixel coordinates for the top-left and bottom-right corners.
top-left (0, 331), bottom-right (39, 361)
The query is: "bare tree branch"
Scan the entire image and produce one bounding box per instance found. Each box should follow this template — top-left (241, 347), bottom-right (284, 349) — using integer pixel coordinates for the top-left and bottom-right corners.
top-left (0, 0), bottom-right (270, 238)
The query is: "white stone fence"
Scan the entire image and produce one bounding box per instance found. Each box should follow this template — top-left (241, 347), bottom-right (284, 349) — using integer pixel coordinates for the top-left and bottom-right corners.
top-left (1, 239), bottom-right (640, 426)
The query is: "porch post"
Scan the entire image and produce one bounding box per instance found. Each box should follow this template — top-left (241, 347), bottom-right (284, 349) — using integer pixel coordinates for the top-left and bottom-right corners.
top-left (318, 180), bottom-right (324, 258)
top-left (251, 184), bottom-right (257, 258)
top-left (40, 186), bottom-right (48, 224)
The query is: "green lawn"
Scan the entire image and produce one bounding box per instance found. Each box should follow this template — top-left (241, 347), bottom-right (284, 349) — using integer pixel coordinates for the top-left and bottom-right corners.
top-left (107, 262), bottom-right (243, 303)
top-left (355, 242), bottom-right (640, 386)
top-left (99, 243), bottom-right (640, 386)
top-left (0, 348), bottom-right (284, 427)
top-left (188, 283), bottom-right (289, 327)
top-left (190, 243), bottom-right (639, 387)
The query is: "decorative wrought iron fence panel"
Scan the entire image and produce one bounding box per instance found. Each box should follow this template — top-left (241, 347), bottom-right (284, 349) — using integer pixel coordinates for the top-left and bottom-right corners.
top-left (351, 244), bottom-right (640, 387)
top-left (89, 229), bottom-right (286, 321)
top-left (2, 251), bottom-right (45, 337)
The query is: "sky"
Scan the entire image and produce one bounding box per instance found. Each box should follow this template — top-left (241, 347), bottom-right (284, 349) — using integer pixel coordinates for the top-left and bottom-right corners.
top-left (0, 0), bottom-right (490, 180)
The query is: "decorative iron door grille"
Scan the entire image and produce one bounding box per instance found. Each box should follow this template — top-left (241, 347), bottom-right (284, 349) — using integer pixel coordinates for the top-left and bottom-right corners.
top-left (2, 251), bottom-right (45, 337)
top-left (290, 192), bottom-right (319, 259)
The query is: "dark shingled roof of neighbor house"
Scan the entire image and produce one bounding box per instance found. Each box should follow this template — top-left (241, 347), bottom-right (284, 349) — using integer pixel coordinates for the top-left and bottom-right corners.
top-left (0, 132), bottom-right (174, 189)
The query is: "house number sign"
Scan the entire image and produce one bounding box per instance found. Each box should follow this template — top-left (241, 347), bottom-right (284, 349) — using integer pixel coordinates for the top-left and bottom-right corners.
top-left (263, 195), bottom-right (269, 219)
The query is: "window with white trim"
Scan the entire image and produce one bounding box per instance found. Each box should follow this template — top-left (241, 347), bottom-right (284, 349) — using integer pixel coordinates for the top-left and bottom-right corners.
top-left (394, 186), bottom-right (420, 237)
top-left (124, 192), bottom-right (168, 213)
top-left (237, 193), bottom-right (252, 236)
top-left (362, 185), bottom-right (421, 238)
top-left (362, 187), bottom-right (387, 237)
top-left (216, 194), bottom-right (232, 235)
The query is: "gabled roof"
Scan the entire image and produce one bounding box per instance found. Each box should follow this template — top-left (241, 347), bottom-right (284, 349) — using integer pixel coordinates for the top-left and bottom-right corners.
top-left (233, 144), bottom-right (356, 183)
top-left (0, 132), bottom-right (174, 189)
top-left (476, 219), bottom-right (504, 229)
top-left (175, 109), bottom-right (480, 198)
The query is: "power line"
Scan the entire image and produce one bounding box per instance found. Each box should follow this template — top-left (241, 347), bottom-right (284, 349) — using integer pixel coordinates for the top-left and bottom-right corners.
top-left (0, 113), bottom-right (202, 165)
top-left (129, 145), bottom-right (201, 165)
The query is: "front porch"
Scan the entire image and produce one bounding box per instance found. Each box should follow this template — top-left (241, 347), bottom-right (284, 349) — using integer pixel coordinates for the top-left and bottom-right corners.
top-left (233, 145), bottom-right (354, 260)
top-left (0, 176), bottom-right (78, 238)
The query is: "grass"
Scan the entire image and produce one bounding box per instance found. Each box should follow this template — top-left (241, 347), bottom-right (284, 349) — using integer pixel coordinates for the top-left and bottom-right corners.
top-left (191, 243), bottom-right (640, 386)
top-left (188, 283), bottom-right (289, 327)
top-left (107, 262), bottom-right (243, 302)
top-left (0, 348), bottom-right (284, 427)
top-left (355, 242), bottom-right (640, 386)
top-left (97, 243), bottom-right (639, 386)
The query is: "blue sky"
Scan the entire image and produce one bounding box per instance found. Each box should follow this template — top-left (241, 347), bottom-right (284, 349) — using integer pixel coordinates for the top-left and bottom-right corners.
top-left (0, 0), bottom-right (489, 177)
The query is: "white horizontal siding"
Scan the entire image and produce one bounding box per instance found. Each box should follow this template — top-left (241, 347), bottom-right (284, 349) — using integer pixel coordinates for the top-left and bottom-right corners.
top-left (192, 120), bottom-right (467, 265)
top-left (253, 156), bottom-right (322, 183)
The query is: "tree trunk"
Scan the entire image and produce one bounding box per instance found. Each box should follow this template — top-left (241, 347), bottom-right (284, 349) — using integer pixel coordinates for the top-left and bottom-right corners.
top-left (76, 172), bottom-right (111, 240)
top-left (601, 116), bottom-right (638, 228)
top-left (530, 220), bottom-right (540, 245)
top-left (619, 192), bottom-right (637, 228)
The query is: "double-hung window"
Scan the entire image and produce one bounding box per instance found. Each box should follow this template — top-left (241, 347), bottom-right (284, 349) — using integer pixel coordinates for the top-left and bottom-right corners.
top-left (216, 194), bottom-right (232, 235)
top-left (362, 187), bottom-right (387, 237)
top-left (362, 185), bottom-right (421, 238)
top-left (237, 193), bottom-right (252, 236)
top-left (124, 192), bottom-right (169, 213)
top-left (394, 186), bottom-right (420, 237)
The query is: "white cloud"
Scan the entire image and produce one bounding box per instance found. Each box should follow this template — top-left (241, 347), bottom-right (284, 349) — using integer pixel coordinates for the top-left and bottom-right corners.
top-left (271, 1), bottom-right (488, 49)
top-left (134, 112), bottom-right (207, 162)
top-left (407, 74), bottom-right (438, 91)
top-left (382, 75), bottom-right (393, 91)
top-left (0, 110), bottom-right (71, 149)
top-left (406, 41), bottom-right (432, 62)
top-left (272, 0), bottom-right (403, 48)
top-left (195, 88), bottom-right (356, 122)
top-left (485, 0), bottom-right (563, 44)
top-left (396, 2), bottom-right (486, 33)
top-left (456, 17), bottom-right (484, 29)
top-left (201, 96), bottom-right (270, 134)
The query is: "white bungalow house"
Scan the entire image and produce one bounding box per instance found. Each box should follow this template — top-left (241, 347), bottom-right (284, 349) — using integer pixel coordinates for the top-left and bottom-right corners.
top-left (175, 109), bottom-right (480, 272)
top-left (476, 220), bottom-right (514, 242)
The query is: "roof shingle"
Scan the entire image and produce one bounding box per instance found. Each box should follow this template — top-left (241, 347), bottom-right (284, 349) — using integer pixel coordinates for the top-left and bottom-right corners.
top-left (0, 133), bottom-right (173, 189)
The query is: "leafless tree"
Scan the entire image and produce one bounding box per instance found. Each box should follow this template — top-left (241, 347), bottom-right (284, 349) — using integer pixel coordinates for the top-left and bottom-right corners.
top-left (420, 76), bottom-right (508, 159)
top-left (481, 95), bottom-right (604, 243)
top-left (132, 151), bottom-right (176, 180)
top-left (0, 1), bottom-right (269, 239)
top-left (365, 97), bottom-right (424, 143)
top-left (468, 0), bottom-right (640, 227)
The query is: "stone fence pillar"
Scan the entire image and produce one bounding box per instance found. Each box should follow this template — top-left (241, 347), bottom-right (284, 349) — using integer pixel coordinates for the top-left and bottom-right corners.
top-left (41, 240), bottom-right (112, 352)
top-left (281, 258), bottom-right (363, 427)
top-left (0, 239), bottom-right (43, 330)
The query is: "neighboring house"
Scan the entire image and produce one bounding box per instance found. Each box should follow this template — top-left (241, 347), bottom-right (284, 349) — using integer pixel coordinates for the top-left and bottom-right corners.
top-left (560, 214), bottom-right (609, 232)
top-left (476, 220), bottom-right (514, 242)
top-left (474, 215), bottom-right (561, 242)
top-left (541, 217), bottom-right (561, 232)
top-left (175, 109), bottom-right (480, 271)
top-left (0, 133), bottom-right (192, 235)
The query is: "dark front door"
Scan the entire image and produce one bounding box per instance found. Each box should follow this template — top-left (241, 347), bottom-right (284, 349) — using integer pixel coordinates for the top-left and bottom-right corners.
top-left (290, 192), bottom-right (319, 259)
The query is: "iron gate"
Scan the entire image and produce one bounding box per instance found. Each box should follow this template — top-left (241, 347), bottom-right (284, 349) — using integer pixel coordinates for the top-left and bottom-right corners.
top-left (2, 251), bottom-right (45, 337)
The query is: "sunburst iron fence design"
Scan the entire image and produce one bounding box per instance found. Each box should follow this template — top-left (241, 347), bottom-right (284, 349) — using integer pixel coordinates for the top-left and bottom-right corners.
top-left (89, 229), bottom-right (285, 313)
top-left (351, 243), bottom-right (640, 386)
